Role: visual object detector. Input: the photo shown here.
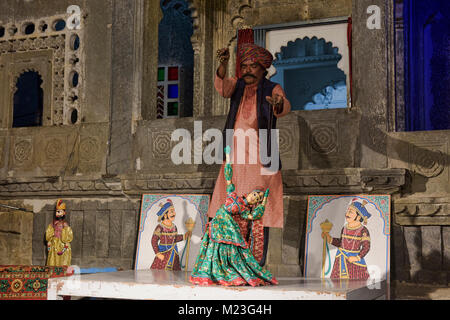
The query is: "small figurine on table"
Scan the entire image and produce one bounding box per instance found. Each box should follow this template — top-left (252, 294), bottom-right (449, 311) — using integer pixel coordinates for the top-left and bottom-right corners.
top-left (189, 146), bottom-right (278, 286)
top-left (45, 199), bottom-right (73, 266)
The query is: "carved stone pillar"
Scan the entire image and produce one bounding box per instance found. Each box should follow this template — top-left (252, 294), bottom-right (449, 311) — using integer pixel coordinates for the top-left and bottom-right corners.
top-left (141, 0), bottom-right (161, 121)
top-left (107, 0), bottom-right (139, 174)
top-left (353, 0), bottom-right (390, 168)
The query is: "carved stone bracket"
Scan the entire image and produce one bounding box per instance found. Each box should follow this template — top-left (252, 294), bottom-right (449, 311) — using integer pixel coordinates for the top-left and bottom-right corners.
top-left (0, 167), bottom-right (407, 200)
top-left (394, 197), bottom-right (450, 226)
top-left (0, 171), bottom-right (218, 198)
top-left (282, 168), bottom-right (407, 195)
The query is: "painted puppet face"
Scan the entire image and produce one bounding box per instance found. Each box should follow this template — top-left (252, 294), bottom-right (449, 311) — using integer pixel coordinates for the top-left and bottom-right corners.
top-left (246, 191), bottom-right (264, 205)
top-left (240, 60), bottom-right (265, 85)
top-left (345, 206), bottom-right (360, 224)
top-left (165, 207), bottom-right (176, 222)
top-left (56, 209), bottom-right (65, 218)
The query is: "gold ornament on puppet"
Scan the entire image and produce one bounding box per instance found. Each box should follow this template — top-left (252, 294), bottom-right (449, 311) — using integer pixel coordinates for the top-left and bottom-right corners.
top-left (56, 199), bottom-right (66, 212)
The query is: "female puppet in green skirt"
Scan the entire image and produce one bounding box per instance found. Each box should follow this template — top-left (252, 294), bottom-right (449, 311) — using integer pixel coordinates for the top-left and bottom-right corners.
top-left (189, 147), bottom-right (278, 287)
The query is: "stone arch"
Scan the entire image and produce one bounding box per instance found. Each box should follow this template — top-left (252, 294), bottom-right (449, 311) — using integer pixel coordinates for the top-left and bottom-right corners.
top-left (12, 69), bottom-right (44, 127)
top-left (11, 67), bottom-right (44, 94)
top-left (268, 33), bottom-right (349, 81)
top-left (229, 0), bottom-right (253, 29)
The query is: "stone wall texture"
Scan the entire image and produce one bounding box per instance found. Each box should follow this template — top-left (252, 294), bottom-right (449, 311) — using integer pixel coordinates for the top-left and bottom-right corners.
top-left (0, 0), bottom-right (448, 297)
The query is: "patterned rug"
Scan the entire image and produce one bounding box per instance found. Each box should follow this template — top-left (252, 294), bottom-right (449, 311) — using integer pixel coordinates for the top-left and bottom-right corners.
top-left (0, 265), bottom-right (73, 300)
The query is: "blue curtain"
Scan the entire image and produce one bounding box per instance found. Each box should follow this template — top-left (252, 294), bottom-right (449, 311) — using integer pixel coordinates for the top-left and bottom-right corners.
top-left (404, 0), bottom-right (450, 131)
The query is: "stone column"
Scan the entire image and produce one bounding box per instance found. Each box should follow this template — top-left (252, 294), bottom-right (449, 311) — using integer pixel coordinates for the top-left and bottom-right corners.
top-left (352, 0), bottom-right (390, 168)
top-left (107, 0), bottom-right (140, 174)
top-left (189, 0), bottom-right (214, 118)
top-left (141, 0), bottom-right (161, 121)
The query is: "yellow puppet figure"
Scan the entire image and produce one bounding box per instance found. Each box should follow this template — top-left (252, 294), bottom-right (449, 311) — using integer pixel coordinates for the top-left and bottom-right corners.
top-left (45, 199), bottom-right (73, 266)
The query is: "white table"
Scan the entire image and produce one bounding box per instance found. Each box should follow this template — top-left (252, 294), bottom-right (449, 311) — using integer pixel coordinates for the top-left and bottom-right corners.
top-left (47, 269), bottom-right (387, 300)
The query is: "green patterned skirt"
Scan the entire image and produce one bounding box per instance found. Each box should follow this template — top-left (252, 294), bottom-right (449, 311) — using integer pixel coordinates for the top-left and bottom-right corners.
top-left (190, 208), bottom-right (277, 286)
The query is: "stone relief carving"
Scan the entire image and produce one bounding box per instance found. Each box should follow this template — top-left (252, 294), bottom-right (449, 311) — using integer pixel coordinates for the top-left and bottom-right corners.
top-left (79, 137), bottom-right (100, 163)
top-left (43, 137), bottom-right (66, 166)
top-left (309, 124), bottom-right (338, 155)
top-left (0, 167), bottom-right (406, 199)
top-left (278, 128), bottom-right (293, 156)
top-left (229, 0), bottom-right (253, 29)
top-left (12, 138), bottom-right (33, 167)
top-left (411, 148), bottom-right (446, 178)
top-left (152, 131), bottom-right (173, 160)
top-left (394, 198), bottom-right (450, 226)
top-left (44, 139), bottom-right (63, 161)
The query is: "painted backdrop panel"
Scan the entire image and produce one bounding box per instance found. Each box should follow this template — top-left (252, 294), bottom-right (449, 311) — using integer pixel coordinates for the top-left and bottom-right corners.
top-left (305, 195), bottom-right (390, 281)
top-left (135, 194), bottom-right (209, 272)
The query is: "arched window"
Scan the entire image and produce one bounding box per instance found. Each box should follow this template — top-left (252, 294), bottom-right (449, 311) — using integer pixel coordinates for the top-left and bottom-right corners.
top-left (157, 0), bottom-right (194, 118)
top-left (13, 71), bottom-right (43, 128)
top-left (271, 37), bottom-right (347, 111)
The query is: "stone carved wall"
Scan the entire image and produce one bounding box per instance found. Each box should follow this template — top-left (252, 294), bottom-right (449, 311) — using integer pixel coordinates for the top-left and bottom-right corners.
top-left (11, 137), bottom-right (34, 169)
top-left (0, 123), bottom-right (108, 179)
top-left (135, 108), bottom-right (360, 176)
top-left (388, 131), bottom-right (449, 198)
top-left (298, 108), bottom-right (358, 169)
top-left (0, 202), bottom-right (33, 265)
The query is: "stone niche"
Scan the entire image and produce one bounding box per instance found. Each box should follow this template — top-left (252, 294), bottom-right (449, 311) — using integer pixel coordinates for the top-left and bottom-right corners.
top-left (0, 202), bottom-right (33, 265)
top-left (0, 12), bottom-right (84, 127)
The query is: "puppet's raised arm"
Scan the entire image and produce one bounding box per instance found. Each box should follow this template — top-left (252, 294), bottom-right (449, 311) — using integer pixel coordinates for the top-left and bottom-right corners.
top-left (224, 146), bottom-right (235, 194)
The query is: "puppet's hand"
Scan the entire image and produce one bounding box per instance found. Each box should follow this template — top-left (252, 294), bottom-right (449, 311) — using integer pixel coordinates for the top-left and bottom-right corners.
top-left (266, 94), bottom-right (284, 114)
top-left (321, 232), bottom-right (332, 243)
top-left (224, 163), bottom-right (233, 182)
top-left (261, 188), bottom-right (270, 206)
top-left (156, 253), bottom-right (165, 261)
top-left (217, 48), bottom-right (230, 65)
top-left (224, 146), bottom-right (233, 182)
top-left (251, 205), bottom-right (265, 221)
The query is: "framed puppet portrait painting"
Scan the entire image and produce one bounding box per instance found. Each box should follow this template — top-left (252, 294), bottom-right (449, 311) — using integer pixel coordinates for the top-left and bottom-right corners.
top-left (135, 194), bottom-right (210, 272)
top-left (304, 195), bottom-right (390, 282)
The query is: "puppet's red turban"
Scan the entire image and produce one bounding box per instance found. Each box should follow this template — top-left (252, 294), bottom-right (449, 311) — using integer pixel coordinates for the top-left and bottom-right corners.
top-left (238, 43), bottom-right (274, 69)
